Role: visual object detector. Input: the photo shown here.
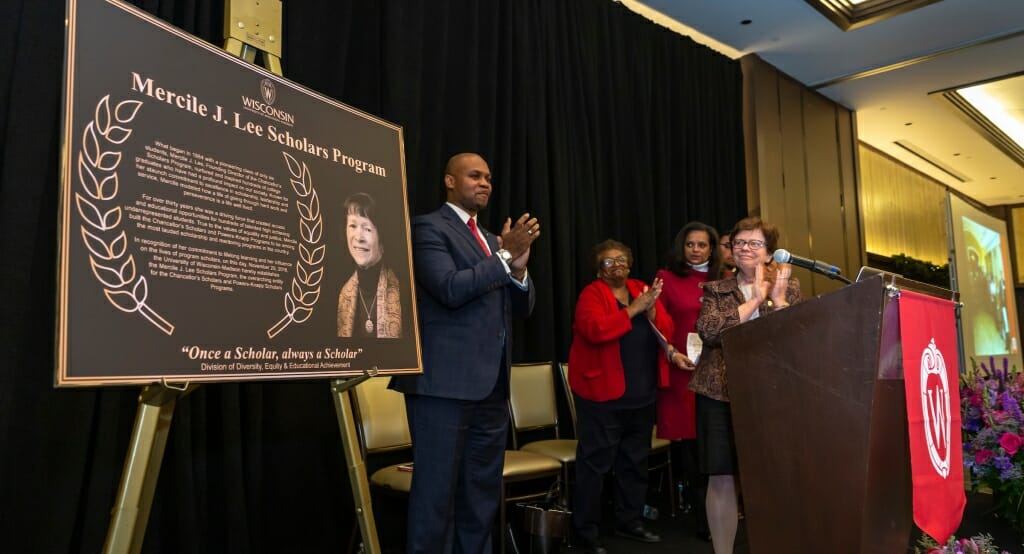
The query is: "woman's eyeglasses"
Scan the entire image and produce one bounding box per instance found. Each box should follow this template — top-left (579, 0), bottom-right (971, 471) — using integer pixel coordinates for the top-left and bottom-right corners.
top-left (601, 256), bottom-right (629, 268)
top-left (731, 239), bottom-right (765, 250)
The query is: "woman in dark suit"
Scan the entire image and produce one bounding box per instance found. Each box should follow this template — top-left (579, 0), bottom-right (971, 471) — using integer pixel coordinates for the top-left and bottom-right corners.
top-left (567, 239), bottom-right (688, 553)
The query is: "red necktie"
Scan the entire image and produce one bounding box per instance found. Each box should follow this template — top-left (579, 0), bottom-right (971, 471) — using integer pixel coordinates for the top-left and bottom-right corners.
top-left (467, 218), bottom-right (490, 256)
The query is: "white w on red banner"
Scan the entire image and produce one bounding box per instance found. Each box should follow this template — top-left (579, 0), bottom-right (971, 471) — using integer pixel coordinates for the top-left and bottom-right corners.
top-left (899, 290), bottom-right (966, 543)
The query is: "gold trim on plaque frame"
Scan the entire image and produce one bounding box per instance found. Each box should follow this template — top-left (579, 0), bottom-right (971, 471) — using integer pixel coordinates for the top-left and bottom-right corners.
top-left (57, 0), bottom-right (423, 387)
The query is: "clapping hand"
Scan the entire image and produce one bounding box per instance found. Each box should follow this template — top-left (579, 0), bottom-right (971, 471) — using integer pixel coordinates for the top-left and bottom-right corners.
top-left (751, 263), bottom-right (770, 305)
top-left (498, 213), bottom-right (540, 279)
top-left (628, 277), bottom-right (663, 319)
top-left (498, 213), bottom-right (540, 258)
top-left (771, 262), bottom-right (792, 308)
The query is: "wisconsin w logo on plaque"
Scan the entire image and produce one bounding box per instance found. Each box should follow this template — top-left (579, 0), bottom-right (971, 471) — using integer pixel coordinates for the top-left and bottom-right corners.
top-left (260, 78), bottom-right (276, 105)
top-left (918, 339), bottom-right (951, 478)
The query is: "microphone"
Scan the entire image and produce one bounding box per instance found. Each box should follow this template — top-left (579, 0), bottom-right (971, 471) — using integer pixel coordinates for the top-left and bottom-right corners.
top-left (773, 249), bottom-right (850, 283)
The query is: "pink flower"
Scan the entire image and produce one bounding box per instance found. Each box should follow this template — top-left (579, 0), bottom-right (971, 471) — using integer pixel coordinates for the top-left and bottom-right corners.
top-left (999, 433), bottom-right (1022, 455)
top-left (976, 449), bottom-right (995, 465)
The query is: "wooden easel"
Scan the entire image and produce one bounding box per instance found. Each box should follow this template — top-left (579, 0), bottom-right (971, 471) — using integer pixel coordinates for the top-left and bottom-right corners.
top-left (102, 382), bottom-right (197, 554)
top-left (103, 2), bottom-right (384, 553)
top-left (222, 6), bottom-right (384, 548)
top-left (222, 0), bottom-right (282, 76)
top-left (330, 371), bottom-right (381, 554)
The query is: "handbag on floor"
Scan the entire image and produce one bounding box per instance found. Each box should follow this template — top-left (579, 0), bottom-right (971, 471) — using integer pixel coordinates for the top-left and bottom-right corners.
top-left (517, 481), bottom-right (571, 554)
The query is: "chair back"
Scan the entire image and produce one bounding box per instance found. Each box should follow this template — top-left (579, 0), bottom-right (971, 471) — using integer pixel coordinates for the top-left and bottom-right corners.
top-left (557, 362), bottom-right (577, 432)
top-left (351, 377), bottom-right (411, 455)
top-left (508, 362), bottom-right (560, 438)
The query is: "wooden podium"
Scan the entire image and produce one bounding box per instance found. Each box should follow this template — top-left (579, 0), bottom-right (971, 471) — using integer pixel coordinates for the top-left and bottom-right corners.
top-left (722, 273), bottom-right (955, 553)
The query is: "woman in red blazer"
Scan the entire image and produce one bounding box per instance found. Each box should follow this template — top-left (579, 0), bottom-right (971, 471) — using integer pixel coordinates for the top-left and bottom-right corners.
top-left (567, 239), bottom-right (687, 553)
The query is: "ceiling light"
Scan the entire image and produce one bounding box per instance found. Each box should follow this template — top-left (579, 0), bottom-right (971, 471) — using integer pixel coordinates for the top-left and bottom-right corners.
top-left (936, 72), bottom-right (1024, 168)
top-left (803, 0), bottom-right (942, 31)
top-left (958, 83), bottom-right (1024, 152)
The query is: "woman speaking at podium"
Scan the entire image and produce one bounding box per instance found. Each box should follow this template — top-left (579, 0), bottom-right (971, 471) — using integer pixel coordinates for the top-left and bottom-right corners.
top-left (689, 216), bottom-right (801, 554)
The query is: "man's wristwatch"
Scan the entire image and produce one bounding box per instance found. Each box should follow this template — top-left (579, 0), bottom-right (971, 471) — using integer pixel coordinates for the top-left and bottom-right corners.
top-left (496, 249), bottom-right (512, 262)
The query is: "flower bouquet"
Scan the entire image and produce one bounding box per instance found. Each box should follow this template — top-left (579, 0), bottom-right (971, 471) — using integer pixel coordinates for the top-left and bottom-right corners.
top-left (961, 356), bottom-right (1024, 538)
top-left (914, 532), bottom-right (1009, 554)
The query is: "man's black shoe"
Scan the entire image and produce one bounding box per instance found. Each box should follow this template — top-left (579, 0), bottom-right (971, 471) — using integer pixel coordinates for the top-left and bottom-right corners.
top-left (614, 523), bottom-right (662, 543)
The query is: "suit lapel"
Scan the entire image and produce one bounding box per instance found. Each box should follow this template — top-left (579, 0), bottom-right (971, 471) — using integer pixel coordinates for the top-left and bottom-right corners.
top-left (440, 204), bottom-right (489, 259)
top-left (482, 226), bottom-right (498, 254)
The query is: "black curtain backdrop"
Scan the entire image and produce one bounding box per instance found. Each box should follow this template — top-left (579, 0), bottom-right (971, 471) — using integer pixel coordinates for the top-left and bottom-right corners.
top-left (0, 0), bottom-right (746, 552)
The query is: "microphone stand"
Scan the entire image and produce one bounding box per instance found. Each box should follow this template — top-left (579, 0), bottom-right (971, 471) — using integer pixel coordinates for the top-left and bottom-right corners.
top-left (819, 270), bottom-right (853, 285)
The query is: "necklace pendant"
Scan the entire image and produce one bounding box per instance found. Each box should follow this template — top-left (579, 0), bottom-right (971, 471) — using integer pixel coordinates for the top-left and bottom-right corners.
top-left (365, 319), bottom-right (374, 334)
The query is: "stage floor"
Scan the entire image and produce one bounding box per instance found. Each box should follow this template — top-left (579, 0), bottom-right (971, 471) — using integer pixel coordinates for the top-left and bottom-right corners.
top-left (557, 490), bottom-right (1022, 554)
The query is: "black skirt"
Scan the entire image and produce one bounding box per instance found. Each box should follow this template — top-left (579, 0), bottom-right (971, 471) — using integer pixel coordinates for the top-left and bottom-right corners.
top-left (695, 394), bottom-right (738, 475)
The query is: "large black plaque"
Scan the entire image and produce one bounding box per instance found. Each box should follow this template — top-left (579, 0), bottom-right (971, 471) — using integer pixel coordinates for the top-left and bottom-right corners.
top-left (57, 0), bottom-right (421, 385)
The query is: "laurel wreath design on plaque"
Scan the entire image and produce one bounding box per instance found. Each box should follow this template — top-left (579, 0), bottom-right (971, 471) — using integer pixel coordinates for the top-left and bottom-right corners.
top-left (76, 95), bottom-right (175, 335)
top-left (267, 152), bottom-right (324, 338)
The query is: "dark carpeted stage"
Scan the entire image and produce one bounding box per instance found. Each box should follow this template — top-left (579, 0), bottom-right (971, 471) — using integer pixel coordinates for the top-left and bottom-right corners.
top-left (366, 485), bottom-right (1022, 553)
top-left (455, 489), bottom-right (1017, 554)
top-left (553, 490), bottom-right (1022, 554)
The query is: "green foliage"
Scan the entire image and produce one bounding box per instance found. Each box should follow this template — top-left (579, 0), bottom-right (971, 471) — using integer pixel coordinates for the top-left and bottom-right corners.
top-left (888, 253), bottom-right (950, 288)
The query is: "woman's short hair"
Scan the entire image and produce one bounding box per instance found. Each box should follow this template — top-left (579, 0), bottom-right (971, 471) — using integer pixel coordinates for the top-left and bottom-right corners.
top-left (592, 239), bottom-right (632, 273)
top-left (664, 221), bottom-right (720, 277)
top-left (729, 216), bottom-right (780, 253)
top-left (344, 192), bottom-right (377, 222)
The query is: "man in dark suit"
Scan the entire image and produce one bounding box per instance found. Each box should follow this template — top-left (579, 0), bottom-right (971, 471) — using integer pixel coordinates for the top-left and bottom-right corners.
top-left (390, 152), bottom-right (540, 553)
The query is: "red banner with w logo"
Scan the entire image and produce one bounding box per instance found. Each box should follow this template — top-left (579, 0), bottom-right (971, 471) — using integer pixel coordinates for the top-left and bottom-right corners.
top-left (900, 290), bottom-right (966, 543)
